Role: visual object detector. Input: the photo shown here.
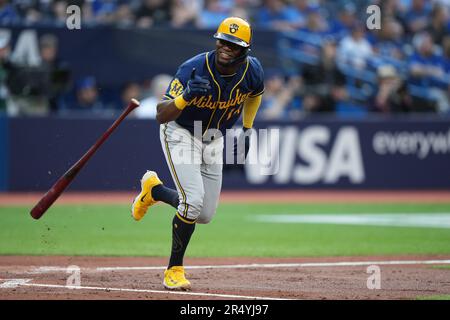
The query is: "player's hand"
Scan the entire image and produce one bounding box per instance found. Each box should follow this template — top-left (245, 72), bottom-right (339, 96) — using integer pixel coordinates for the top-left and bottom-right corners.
top-left (183, 68), bottom-right (211, 101)
top-left (234, 127), bottom-right (251, 164)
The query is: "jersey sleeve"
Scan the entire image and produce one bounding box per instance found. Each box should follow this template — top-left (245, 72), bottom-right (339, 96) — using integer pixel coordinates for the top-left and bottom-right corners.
top-left (243, 94), bottom-right (262, 129)
top-left (249, 58), bottom-right (265, 98)
top-left (163, 63), bottom-right (191, 101)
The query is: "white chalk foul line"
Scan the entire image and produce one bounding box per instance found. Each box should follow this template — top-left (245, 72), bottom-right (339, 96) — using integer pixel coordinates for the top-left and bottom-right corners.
top-left (95, 259), bottom-right (450, 272)
top-left (255, 213), bottom-right (450, 229)
top-left (0, 279), bottom-right (32, 288)
top-left (7, 259), bottom-right (450, 300)
top-left (7, 281), bottom-right (287, 300)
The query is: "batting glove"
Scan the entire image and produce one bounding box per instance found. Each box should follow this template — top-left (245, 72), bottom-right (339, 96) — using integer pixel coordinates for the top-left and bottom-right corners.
top-left (234, 127), bottom-right (251, 164)
top-left (182, 68), bottom-right (211, 101)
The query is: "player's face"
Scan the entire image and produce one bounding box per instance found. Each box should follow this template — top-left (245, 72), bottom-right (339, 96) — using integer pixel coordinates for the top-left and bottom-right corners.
top-left (216, 39), bottom-right (243, 65)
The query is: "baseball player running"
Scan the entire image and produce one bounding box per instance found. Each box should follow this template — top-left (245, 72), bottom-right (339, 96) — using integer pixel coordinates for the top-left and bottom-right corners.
top-left (131, 17), bottom-right (264, 290)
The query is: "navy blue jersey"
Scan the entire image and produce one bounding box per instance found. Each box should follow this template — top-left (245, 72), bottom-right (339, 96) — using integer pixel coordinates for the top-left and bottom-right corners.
top-left (163, 50), bottom-right (264, 135)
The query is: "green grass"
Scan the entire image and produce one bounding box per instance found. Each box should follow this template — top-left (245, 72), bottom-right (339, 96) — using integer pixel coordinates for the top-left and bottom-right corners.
top-left (416, 295), bottom-right (450, 300)
top-left (432, 265), bottom-right (450, 270)
top-left (0, 203), bottom-right (449, 257)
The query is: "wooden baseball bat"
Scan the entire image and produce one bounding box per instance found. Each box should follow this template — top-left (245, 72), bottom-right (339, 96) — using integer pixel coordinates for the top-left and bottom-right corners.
top-left (30, 98), bottom-right (140, 220)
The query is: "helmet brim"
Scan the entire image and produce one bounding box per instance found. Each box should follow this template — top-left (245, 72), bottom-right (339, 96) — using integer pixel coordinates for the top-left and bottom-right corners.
top-left (214, 33), bottom-right (250, 48)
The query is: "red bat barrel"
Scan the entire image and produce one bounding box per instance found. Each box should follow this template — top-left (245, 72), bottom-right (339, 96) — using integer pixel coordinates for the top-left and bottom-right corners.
top-left (30, 99), bottom-right (140, 219)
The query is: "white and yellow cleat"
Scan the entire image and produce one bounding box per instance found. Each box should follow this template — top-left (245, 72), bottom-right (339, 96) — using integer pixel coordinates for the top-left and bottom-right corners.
top-left (163, 266), bottom-right (191, 291)
top-left (131, 171), bottom-right (162, 221)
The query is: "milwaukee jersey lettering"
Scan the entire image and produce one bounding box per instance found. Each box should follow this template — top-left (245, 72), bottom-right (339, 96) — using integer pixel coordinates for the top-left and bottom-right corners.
top-left (163, 50), bottom-right (264, 135)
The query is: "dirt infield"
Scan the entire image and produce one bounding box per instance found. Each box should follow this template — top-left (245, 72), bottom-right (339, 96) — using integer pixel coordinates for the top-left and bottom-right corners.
top-left (1, 190), bottom-right (450, 205)
top-left (1, 191), bottom-right (449, 299)
top-left (1, 255), bottom-right (449, 300)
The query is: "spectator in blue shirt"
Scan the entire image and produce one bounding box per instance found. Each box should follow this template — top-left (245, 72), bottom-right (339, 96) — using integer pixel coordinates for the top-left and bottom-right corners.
top-left (258, 68), bottom-right (301, 119)
top-left (371, 17), bottom-right (405, 61)
top-left (63, 76), bottom-right (107, 115)
top-left (403, 0), bottom-right (431, 35)
top-left (299, 6), bottom-right (330, 35)
top-left (409, 32), bottom-right (449, 113)
top-left (329, 2), bottom-right (358, 40)
top-left (443, 36), bottom-right (450, 75)
top-left (337, 22), bottom-right (373, 70)
top-left (439, 35), bottom-right (450, 93)
top-left (90, 0), bottom-right (119, 25)
top-left (256, 0), bottom-right (300, 31)
top-left (0, 0), bottom-right (20, 25)
top-left (285, 0), bottom-right (311, 30)
top-left (379, 0), bottom-right (409, 17)
top-left (409, 32), bottom-right (445, 87)
top-left (197, 0), bottom-right (230, 29)
top-left (426, 3), bottom-right (450, 45)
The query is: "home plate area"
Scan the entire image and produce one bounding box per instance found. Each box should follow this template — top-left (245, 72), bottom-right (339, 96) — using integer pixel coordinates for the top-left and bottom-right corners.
top-left (1, 256), bottom-right (450, 300)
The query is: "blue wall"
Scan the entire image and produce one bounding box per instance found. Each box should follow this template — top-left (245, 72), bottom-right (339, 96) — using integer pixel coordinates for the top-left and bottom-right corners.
top-left (8, 27), bottom-right (279, 89)
top-left (0, 116), bottom-right (7, 191)
top-left (4, 116), bottom-right (450, 191)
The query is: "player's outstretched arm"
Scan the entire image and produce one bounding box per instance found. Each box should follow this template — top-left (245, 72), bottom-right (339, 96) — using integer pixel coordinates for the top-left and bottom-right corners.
top-left (242, 94), bottom-right (262, 129)
top-left (156, 99), bottom-right (183, 124)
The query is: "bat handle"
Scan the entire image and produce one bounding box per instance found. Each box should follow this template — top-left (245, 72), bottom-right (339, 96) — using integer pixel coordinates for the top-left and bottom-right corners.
top-left (127, 98), bottom-right (140, 114)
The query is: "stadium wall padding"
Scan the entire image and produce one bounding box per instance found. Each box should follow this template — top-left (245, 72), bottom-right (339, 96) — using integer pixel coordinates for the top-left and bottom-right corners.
top-left (6, 117), bottom-right (450, 191)
top-left (0, 116), bottom-right (7, 191)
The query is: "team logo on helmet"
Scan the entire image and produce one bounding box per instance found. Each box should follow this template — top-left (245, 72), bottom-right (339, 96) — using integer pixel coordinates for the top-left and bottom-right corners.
top-left (229, 23), bottom-right (239, 34)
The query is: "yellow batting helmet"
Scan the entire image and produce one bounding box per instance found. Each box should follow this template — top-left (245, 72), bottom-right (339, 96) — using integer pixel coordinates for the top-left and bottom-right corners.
top-left (214, 17), bottom-right (252, 48)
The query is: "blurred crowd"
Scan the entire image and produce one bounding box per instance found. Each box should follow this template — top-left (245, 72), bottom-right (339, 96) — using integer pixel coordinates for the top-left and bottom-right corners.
top-left (0, 0), bottom-right (449, 118)
top-left (0, 0), bottom-right (283, 28)
top-left (0, 0), bottom-right (448, 35)
top-left (0, 25), bottom-right (174, 117)
top-left (259, 0), bottom-right (450, 118)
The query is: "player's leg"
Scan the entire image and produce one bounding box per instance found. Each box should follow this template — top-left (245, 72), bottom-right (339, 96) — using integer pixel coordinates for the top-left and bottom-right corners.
top-left (151, 184), bottom-right (179, 209)
top-left (160, 122), bottom-right (205, 221)
top-left (131, 123), bottom-right (197, 221)
top-left (197, 136), bottom-right (223, 224)
top-left (160, 121), bottom-right (205, 290)
top-left (197, 163), bottom-right (222, 224)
